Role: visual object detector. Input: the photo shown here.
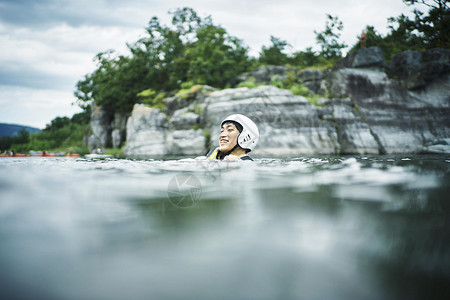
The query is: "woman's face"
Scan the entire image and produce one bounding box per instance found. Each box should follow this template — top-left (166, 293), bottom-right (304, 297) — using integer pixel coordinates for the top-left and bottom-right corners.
top-left (219, 122), bottom-right (240, 152)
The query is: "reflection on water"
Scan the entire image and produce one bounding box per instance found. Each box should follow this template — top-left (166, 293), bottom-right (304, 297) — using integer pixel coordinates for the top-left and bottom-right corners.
top-left (0, 155), bottom-right (449, 299)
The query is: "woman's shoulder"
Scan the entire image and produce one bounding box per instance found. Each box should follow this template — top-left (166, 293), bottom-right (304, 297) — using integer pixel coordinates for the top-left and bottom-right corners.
top-left (206, 147), bottom-right (219, 158)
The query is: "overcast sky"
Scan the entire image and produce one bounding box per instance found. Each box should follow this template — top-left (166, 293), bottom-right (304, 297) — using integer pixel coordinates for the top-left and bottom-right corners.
top-left (0, 0), bottom-right (420, 128)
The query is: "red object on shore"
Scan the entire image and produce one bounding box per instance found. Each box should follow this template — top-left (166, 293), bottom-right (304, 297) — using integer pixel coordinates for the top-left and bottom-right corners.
top-left (0, 153), bottom-right (81, 157)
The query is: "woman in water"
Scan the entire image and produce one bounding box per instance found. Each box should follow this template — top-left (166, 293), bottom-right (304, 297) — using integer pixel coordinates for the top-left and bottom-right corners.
top-left (206, 114), bottom-right (259, 161)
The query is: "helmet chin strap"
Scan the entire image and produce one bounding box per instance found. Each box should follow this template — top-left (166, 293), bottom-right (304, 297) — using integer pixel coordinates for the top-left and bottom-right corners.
top-left (218, 143), bottom-right (239, 160)
top-left (225, 143), bottom-right (239, 156)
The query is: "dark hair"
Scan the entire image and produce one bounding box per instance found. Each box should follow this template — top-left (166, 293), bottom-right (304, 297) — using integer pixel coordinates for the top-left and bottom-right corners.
top-left (222, 121), bottom-right (243, 133)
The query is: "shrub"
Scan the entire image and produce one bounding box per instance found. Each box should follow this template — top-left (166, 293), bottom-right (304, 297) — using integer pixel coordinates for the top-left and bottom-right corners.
top-left (237, 76), bottom-right (262, 89)
top-left (289, 83), bottom-right (312, 97)
top-left (270, 75), bottom-right (285, 89)
top-left (138, 89), bottom-right (166, 109)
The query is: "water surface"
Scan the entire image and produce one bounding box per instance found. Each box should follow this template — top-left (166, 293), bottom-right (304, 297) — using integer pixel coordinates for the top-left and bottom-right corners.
top-left (0, 155), bottom-right (449, 299)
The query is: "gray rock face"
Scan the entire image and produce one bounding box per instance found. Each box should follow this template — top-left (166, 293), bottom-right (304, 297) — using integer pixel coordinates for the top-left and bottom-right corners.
top-left (320, 68), bottom-right (390, 100)
top-left (166, 129), bottom-right (205, 155)
top-left (168, 111), bottom-right (199, 130)
top-left (124, 104), bottom-right (167, 156)
top-left (111, 112), bottom-right (128, 148)
top-left (335, 47), bottom-right (385, 69)
top-left (320, 51), bottom-right (450, 154)
top-left (423, 48), bottom-right (450, 63)
top-left (164, 85), bottom-right (215, 115)
top-left (298, 69), bottom-right (324, 94)
top-left (387, 48), bottom-right (450, 90)
top-left (124, 103), bottom-right (206, 156)
top-left (88, 106), bottom-right (112, 152)
top-left (87, 107), bottom-right (129, 151)
top-left (121, 48), bottom-right (450, 156)
top-left (423, 138), bottom-right (450, 154)
top-left (203, 86), bottom-right (334, 155)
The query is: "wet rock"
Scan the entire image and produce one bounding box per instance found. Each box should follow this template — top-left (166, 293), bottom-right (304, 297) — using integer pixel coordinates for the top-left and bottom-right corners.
top-left (422, 138), bottom-right (450, 154)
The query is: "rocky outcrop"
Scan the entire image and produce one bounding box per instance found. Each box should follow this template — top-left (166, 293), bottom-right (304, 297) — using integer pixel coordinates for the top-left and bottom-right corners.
top-left (87, 107), bottom-right (128, 152)
top-left (298, 69), bottom-right (324, 94)
top-left (319, 49), bottom-right (450, 154)
top-left (387, 48), bottom-right (450, 91)
top-left (202, 86), bottom-right (338, 155)
top-left (121, 47), bottom-right (450, 156)
top-left (88, 106), bottom-right (112, 152)
top-left (334, 47), bottom-right (385, 70)
top-left (111, 112), bottom-right (128, 148)
top-left (125, 104), bottom-right (166, 156)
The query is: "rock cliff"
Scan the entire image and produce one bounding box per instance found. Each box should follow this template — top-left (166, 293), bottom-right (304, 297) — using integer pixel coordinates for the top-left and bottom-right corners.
top-left (120, 47), bottom-right (450, 156)
top-left (87, 107), bottom-right (128, 152)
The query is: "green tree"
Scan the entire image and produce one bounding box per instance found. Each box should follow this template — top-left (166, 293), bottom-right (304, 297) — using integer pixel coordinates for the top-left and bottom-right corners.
top-left (9, 130), bottom-right (30, 153)
top-left (0, 130), bottom-right (30, 152)
top-left (0, 136), bottom-right (11, 151)
top-left (71, 109), bottom-right (91, 125)
top-left (349, 0), bottom-right (448, 59)
top-left (15, 129), bottom-right (30, 144)
top-left (289, 47), bottom-right (320, 68)
top-left (350, 26), bottom-right (384, 51)
top-left (387, 14), bottom-right (424, 52)
top-left (24, 113), bottom-right (90, 152)
top-left (185, 23), bottom-right (250, 86)
top-left (259, 36), bottom-right (289, 65)
top-left (350, 16), bottom-right (423, 59)
top-left (75, 50), bottom-right (150, 114)
top-left (134, 8), bottom-right (199, 90)
top-left (314, 14), bottom-right (347, 59)
top-left (75, 7), bottom-right (251, 114)
top-left (403, 0), bottom-right (449, 48)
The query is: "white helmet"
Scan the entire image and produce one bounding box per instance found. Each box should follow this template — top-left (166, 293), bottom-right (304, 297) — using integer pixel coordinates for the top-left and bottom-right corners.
top-left (221, 114), bottom-right (259, 152)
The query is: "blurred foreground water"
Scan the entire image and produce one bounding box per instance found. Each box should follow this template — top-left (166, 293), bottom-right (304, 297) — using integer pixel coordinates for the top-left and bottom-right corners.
top-left (0, 155), bottom-right (449, 300)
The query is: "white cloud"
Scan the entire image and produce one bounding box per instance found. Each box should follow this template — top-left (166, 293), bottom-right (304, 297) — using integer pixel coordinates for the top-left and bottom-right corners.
top-left (0, 23), bottom-right (145, 83)
top-left (0, 86), bottom-right (82, 128)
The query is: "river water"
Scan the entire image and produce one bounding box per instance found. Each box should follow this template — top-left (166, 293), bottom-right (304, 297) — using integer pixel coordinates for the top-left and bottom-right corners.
top-left (0, 155), bottom-right (449, 300)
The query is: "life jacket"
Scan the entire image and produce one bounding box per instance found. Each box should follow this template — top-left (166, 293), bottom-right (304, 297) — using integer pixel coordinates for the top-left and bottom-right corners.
top-left (206, 147), bottom-right (253, 161)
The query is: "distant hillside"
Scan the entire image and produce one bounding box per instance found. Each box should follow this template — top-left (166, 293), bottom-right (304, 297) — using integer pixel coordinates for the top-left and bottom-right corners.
top-left (0, 123), bottom-right (41, 137)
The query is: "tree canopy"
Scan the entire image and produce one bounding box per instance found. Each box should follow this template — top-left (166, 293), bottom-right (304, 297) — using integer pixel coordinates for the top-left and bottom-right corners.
top-left (259, 36), bottom-right (289, 65)
top-left (75, 7), bottom-right (251, 114)
top-left (74, 4), bottom-right (449, 117)
top-left (403, 0), bottom-right (449, 49)
top-left (314, 15), bottom-right (347, 60)
top-left (350, 0), bottom-right (449, 57)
